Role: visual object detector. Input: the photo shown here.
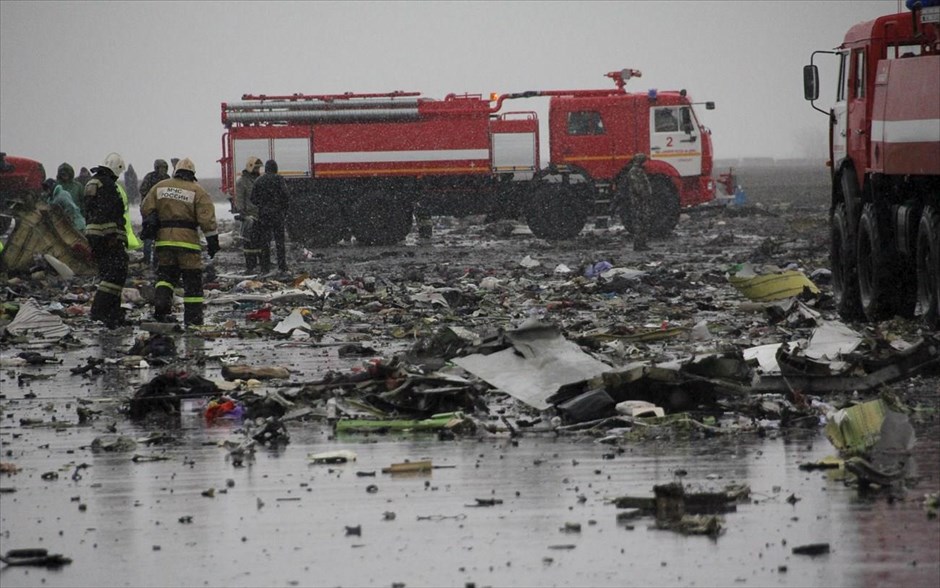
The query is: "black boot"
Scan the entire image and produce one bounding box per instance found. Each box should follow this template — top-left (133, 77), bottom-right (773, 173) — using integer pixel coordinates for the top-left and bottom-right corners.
top-left (91, 291), bottom-right (122, 327)
top-left (184, 303), bottom-right (204, 327)
top-left (154, 284), bottom-right (174, 321)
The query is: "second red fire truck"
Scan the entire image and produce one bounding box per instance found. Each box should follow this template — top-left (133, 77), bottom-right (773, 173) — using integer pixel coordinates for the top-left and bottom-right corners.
top-left (804, 1), bottom-right (939, 326)
top-left (220, 69), bottom-right (718, 246)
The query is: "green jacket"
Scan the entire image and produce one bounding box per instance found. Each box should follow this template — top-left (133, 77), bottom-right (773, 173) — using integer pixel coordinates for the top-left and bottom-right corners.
top-left (56, 163), bottom-right (86, 216)
top-left (50, 185), bottom-right (85, 232)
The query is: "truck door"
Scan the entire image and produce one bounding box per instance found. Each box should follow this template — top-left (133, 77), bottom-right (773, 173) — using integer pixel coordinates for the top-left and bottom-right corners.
top-left (561, 109), bottom-right (614, 175)
top-left (831, 52), bottom-right (849, 168)
top-left (846, 48), bottom-right (869, 172)
top-left (649, 105), bottom-right (701, 176)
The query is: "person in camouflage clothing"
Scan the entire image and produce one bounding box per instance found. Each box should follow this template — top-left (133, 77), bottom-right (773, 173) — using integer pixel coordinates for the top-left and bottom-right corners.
top-left (626, 153), bottom-right (652, 252)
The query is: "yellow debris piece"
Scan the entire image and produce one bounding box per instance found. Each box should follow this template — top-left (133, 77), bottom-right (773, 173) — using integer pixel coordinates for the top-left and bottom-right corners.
top-left (728, 270), bottom-right (819, 302)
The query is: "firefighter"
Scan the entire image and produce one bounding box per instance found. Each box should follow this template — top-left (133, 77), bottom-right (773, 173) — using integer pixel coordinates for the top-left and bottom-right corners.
top-left (137, 159), bottom-right (170, 268)
top-left (85, 153), bottom-right (129, 328)
top-left (234, 156), bottom-right (264, 272)
top-left (250, 159), bottom-right (290, 274)
top-left (626, 153), bottom-right (652, 252)
top-left (141, 158), bottom-right (219, 326)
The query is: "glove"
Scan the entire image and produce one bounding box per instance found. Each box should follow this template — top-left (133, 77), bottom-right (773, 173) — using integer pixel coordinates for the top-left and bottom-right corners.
top-left (206, 235), bottom-right (220, 259)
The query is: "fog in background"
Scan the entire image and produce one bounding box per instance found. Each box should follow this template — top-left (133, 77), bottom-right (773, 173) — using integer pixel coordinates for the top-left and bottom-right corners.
top-left (1, 0), bottom-right (901, 179)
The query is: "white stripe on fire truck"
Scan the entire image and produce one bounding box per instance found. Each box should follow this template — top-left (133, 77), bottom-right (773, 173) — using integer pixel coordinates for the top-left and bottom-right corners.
top-left (316, 166), bottom-right (488, 176)
top-left (564, 151), bottom-right (701, 163)
top-left (316, 149), bottom-right (489, 164)
top-left (870, 119), bottom-right (940, 144)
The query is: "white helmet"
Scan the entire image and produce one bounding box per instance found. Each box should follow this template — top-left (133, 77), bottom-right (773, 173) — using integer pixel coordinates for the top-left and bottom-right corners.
top-left (244, 156), bottom-right (262, 173)
top-left (174, 157), bottom-right (196, 175)
top-left (101, 152), bottom-right (126, 177)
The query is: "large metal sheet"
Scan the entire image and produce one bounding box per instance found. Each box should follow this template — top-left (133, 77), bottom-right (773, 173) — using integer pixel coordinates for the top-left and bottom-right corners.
top-left (454, 321), bottom-right (611, 410)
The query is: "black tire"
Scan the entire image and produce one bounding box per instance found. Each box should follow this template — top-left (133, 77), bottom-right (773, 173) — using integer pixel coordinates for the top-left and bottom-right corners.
top-left (916, 205), bottom-right (940, 328)
top-left (857, 202), bottom-right (913, 321)
top-left (831, 202), bottom-right (864, 320)
top-left (285, 188), bottom-right (347, 248)
top-left (351, 193), bottom-right (413, 246)
top-left (525, 170), bottom-right (591, 240)
top-left (525, 181), bottom-right (589, 241)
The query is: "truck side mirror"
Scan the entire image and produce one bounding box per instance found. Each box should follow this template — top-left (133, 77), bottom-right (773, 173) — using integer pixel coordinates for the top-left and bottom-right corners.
top-left (803, 65), bottom-right (819, 101)
top-left (705, 102), bottom-right (715, 110)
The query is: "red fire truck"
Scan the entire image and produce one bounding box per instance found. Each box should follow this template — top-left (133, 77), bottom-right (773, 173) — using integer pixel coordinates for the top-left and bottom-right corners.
top-left (220, 69), bottom-right (718, 246)
top-left (804, 1), bottom-right (940, 326)
top-left (0, 152), bottom-right (45, 235)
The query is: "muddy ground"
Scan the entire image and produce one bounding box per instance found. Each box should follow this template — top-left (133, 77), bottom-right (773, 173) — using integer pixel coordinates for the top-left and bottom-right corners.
top-left (0, 163), bottom-right (938, 587)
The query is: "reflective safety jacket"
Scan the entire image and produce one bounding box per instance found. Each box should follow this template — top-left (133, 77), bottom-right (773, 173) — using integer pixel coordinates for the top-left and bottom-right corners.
top-left (141, 177), bottom-right (218, 251)
top-left (84, 172), bottom-right (126, 243)
top-left (117, 183), bottom-right (142, 250)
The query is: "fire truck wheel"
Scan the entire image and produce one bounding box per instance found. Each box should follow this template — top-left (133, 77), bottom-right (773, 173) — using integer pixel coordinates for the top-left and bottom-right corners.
top-left (285, 191), bottom-right (347, 247)
top-left (831, 203), bottom-right (864, 320)
top-left (857, 203), bottom-right (913, 321)
top-left (352, 195), bottom-right (413, 246)
top-left (649, 176), bottom-right (680, 235)
top-left (525, 185), bottom-right (588, 241)
top-left (916, 205), bottom-right (940, 328)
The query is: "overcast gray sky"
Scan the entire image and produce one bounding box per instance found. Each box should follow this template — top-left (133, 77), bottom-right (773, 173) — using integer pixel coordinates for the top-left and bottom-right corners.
top-left (1, 0), bottom-right (900, 179)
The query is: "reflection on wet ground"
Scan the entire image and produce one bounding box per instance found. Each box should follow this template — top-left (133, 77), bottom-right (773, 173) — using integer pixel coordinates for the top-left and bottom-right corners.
top-left (2, 398), bottom-right (938, 587)
top-left (2, 195), bottom-right (939, 586)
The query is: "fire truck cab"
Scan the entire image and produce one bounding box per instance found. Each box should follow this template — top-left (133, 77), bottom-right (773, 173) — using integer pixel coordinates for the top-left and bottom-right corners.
top-left (547, 87), bottom-right (715, 226)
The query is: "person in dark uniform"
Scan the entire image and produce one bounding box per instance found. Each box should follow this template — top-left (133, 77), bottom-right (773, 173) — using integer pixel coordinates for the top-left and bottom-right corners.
top-left (84, 153), bottom-right (129, 328)
top-left (250, 159), bottom-right (290, 274)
